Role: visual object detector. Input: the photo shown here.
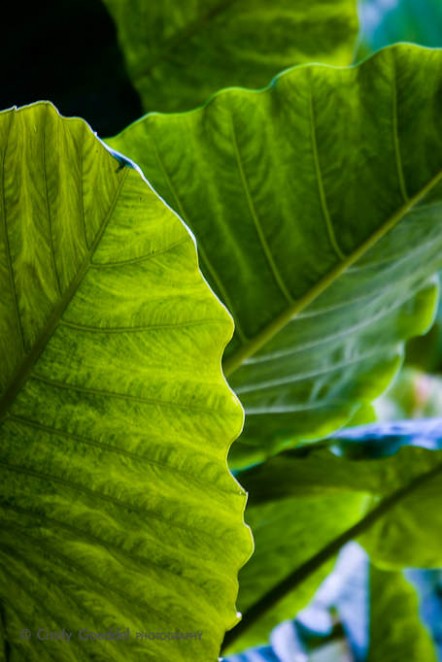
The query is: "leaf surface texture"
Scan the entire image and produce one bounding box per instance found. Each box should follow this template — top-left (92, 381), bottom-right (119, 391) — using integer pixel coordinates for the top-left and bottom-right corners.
top-left (0, 102), bottom-right (252, 661)
top-left (103, 0), bottom-right (359, 112)
top-left (109, 45), bottom-right (442, 468)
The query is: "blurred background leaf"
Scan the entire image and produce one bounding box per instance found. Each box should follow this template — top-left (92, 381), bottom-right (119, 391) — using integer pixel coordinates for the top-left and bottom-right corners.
top-left (357, 0), bottom-right (442, 60)
top-left (102, 0), bottom-right (359, 113)
top-left (223, 416), bottom-right (442, 657)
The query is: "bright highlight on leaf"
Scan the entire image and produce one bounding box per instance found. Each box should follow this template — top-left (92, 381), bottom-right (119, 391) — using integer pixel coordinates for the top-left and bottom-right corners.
top-left (0, 102), bottom-right (252, 661)
top-left (108, 44), bottom-right (442, 469)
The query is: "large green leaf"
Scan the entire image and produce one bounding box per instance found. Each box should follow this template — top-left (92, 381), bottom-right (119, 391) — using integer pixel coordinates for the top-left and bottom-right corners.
top-left (108, 44), bottom-right (442, 469)
top-left (103, 0), bottom-right (359, 112)
top-left (225, 444), bottom-right (442, 650)
top-left (0, 102), bottom-right (252, 661)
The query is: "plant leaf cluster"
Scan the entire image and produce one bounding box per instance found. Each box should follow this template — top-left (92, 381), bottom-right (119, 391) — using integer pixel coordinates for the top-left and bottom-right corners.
top-left (1, 2), bottom-right (442, 661)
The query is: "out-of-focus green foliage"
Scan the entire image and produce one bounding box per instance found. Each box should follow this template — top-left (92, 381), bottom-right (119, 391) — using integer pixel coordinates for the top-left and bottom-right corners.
top-left (357, 0), bottom-right (442, 60)
top-left (368, 566), bottom-right (437, 661)
top-left (224, 491), bottom-right (365, 652)
top-left (232, 438), bottom-right (442, 650)
top-left (103, 0), bottom-right (359, 113)
top-left (376, 367), bottom-right (442, 421)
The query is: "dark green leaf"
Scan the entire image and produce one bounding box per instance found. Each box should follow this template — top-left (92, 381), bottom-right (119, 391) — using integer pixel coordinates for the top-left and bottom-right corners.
top-left (108, 45), bottom-right (442, 468)
top-left (225, 491), bottom-right (364, 653)
top-left (103, 0), bottom-right (359, 112)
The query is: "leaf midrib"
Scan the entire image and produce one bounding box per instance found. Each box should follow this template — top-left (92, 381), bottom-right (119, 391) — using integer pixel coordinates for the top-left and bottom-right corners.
top-left (223, 169), bottom-right (442, 376)
top-left (0, 167), bottom-right (128, 423)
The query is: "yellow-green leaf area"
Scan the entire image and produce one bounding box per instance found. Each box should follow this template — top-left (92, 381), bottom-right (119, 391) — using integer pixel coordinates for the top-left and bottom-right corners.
top-left (0, 102), bottom-right (252, 661)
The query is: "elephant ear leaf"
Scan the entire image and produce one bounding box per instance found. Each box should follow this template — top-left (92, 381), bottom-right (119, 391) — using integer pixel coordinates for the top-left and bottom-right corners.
top-left (0, 102), bottom-right (252, 661)
top-left (108, 44), bottom-right (442, 469)
top-left (102, 0), bottom-right (359, 112)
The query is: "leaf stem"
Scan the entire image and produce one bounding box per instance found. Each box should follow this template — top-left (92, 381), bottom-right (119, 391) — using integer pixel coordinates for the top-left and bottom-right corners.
top-left (223, 171), bottom-right (442, 376)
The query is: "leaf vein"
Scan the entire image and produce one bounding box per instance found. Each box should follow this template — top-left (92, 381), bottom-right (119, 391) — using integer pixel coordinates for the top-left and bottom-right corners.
top-left (90, 236), bottom-right (188, 268)
top-left (150, 133), bottom-right (248, 342)
top-left (230, 112), bottom-right (294, 303)
top-left (245, 399), bottom-right (348, 415)
top-left (391, 63), bottom-right (409, 203)
top-left (0, 556), bottom-right (80, 661)
top-left (0, 535), bottom-right (165, 625)
top-left (6, 414), bottom-right (236, 496)
top-left (59, 317), bottom-right (226, 333)
top-left (43, 104), bottom-right (62, 295)
top-left (236, 346), bottom-right (390, 394)
top-left (245, 282), bottom-right (420, 365)
top-left (0, 169), bottom-right (129, 422)
top-left (224, 169), bottom-right (442, 375)
top-left (135, 0), bottom-right (239, 80)
top-left (308, 86), bottom-right (347, 261)
top-left (1, 111), bottom-right (25, 354)
top-left (0, 499), bottom-right (227, 583)
top-left (29, 373), bottom-right (225, 415)
top-left (0, 460), bottom-right (221, 540)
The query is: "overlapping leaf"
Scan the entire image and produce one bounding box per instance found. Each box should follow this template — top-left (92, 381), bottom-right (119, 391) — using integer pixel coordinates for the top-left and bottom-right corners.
top-left (0, 102), bottom-right (252, 661)
top-left (226, 542), bottom-right (438, 660)
top-left (108, 45), bottom-right (442, 468)
top-left (224, 488), bottom-right (365, 653)
top-left (103, 0), bottom-right (359, 112)
top-left (226, 427), bottom-right (442, 651)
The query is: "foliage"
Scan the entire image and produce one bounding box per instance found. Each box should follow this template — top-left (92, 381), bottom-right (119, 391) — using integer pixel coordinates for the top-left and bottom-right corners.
top-left (1, 2), bottom-right (442, 661)
top-left (109, 44), bottom-right (442, 470)
top-left (103, 0), bottom-right (359, 112)
top-left (0, 102), bottom-right (251, 660)
top-left (226, 422), bottom-right (442, 652)
top-left (228, 543), bottom-right (437, 661)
